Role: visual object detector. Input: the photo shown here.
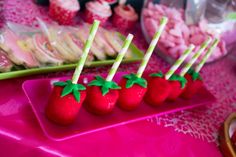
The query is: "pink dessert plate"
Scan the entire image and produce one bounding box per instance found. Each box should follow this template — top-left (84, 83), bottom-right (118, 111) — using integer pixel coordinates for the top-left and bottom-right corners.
top-left (22, 72), bottom-right (216, 141)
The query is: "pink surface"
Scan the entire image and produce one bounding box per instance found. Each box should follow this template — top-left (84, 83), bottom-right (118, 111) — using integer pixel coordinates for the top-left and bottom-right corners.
top-left (0, 120), bottom-right (222, 157)
top-left (23, 72), bottom-right (215, 141)
top-left (0, 0), bottom-right (236, 156)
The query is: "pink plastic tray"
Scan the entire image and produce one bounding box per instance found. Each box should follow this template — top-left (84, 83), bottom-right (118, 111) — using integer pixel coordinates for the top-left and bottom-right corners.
top-left (22, 72), bottom-right (216, 141)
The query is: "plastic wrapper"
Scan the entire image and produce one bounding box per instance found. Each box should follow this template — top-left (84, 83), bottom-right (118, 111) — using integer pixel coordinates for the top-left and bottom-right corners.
top-left (0, 19), bottom-right (133, 72)
top-left (141, 0), bottom-right (236, 64)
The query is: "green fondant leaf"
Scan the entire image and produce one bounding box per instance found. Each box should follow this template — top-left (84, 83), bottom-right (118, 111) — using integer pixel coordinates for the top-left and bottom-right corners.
top-left (139, 81), bottom-right (147, 88)
top-left (95, 75), bottom-right (105, 82)
top-left (88, 75), bottom-right (121, 95)
top-left (61, 83), bottom-right (74, 97)
top-left (88, 79), bottom-right (103, 86)
top-left (124, 74), bottom-right (132, 79)
top-left (150, 71), bottom-right (164, 78)
top-left (110, 82), bottom-right (120, 89)
top-left (187, 68), bottom-right (202, 81)
top-left (54, 80), bottom-right (85, 102)
top-left (101, 85), bottom-right (109, 96)
top-left (73, 89), bottom-right (80, 102)
top-left (123, 73), bottom-right (147, 88)
top-left (169, 74), bottom-right (187, 88)
top-left (126, 79), bottom-right (134, 88)
top-left (54, 81), bottom-right (67, 86)
top-left (76, 84), bottom-right (86, 90)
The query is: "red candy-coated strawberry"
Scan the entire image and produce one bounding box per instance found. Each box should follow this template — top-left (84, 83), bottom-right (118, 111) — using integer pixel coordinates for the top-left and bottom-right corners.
top-left (181, 69), bottom-right (203, 99)
top-left (144, 72), bottom-right (171, 106)
top-left (46, 80), bottom-right (86, 125)
top-left (85, 76), bottom-right (120, 115)
top-left (167, 74), bottom-right (187, 101)
top-left (118, 73), bottom-right (147, 111)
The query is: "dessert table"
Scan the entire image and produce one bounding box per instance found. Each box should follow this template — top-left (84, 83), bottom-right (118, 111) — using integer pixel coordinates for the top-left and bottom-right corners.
top-left (0, 0), bottom-right (236, 156)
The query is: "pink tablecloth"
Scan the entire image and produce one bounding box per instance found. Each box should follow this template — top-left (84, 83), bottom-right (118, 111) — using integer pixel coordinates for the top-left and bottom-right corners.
top-left (0, 0), bottom-right (236, 156)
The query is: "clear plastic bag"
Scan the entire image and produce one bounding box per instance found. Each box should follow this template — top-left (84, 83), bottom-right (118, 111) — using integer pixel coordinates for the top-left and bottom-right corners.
top-left (0, 19), bottom-right (133, 72)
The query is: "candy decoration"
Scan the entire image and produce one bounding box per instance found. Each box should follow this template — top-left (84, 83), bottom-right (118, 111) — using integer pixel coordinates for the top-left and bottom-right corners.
top-left (106, 34), bottom-right (134, 81)
top-left (165, 44), bottom-right (195, 80)
top-left (85, 34), bottom-right (133, 114)
top-left (118, 17), bottom-right (168, 110)
top-left (179, 37), bottom-right (212, 77)
top-left (195, 38), bottom-right (219, 73)
top-left (72, 20), bottom-right (100, 84)
top-left (45, 21), bottom-right (100, 125)
top-left (136, 16), bottom-right (168, 78)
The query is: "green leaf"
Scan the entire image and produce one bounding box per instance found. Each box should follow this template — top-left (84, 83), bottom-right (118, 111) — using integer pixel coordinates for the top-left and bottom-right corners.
top-left (88, 80), bottom-right (103, 86)
top-left (126, 79), bottom-right (134, 88)
top-left (139, 81), bottom-right (147, 88)
top-left (123, 73), bottom-right (147, 88)
top-left (101, 86), bottom-right (109, 96)
top-left (54, 81), bottom-right (67, 86)
top-left (53, 80), bottom-right (85, 102)
top-left (150, 71), bottom-right (164, 78)
top-left (95, 76), bottom-right (105, 82)
top-left (88, 75), bottom-right (121, 95)
top-left (187, 68), bottom-right (202, 81)
top-left (61, 83), bottom-right (74, 97)
top-left (169, 74), bottom-right (187, 88)
top-left (76, 84), bottom-right (86, 90)
top-left (110, 82), bottom-right (121, 89)
top-left (124, 74), bottom-right (132, 79)
top-left (73, 89), bottom-right (81, 102)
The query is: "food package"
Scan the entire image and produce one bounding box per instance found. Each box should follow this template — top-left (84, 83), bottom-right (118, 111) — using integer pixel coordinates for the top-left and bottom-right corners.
top-left (0, 19), bottom-right (133, 72)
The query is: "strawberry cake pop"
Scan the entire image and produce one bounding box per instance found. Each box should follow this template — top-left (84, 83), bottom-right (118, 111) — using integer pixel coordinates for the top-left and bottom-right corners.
top-left (181, 39), bottom-right (219, 99)
top-left (85, 34), bottom-right (133, 115)
top-left (118, 17), bottom-right (168, 110)
top-left (45, 21), bottom-right (100, 125)
top-left (144, 44), bottom-right (194, 106)
top-left (181, 68), bottom-right (203, 99)
top-left (167, 37), bottom-right (212, 101)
